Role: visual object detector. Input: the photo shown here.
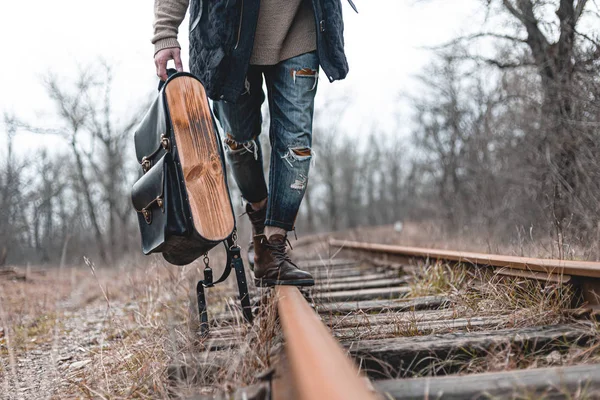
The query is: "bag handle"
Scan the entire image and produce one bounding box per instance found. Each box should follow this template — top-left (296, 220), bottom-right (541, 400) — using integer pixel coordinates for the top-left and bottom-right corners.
top-left (157, 68), bottom-right (179, 92)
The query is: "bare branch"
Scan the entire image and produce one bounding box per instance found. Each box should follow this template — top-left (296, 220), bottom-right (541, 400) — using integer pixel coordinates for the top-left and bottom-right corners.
top-left (502, 0), bottom-right (527, 23)
top-left (575, 0), bottom-right (588, 22)
top-left (449, 54), bottom-right (536, 69)
top-left (573, 28), bottom-right (600, 47)
top-left (429, 32), bottom-right (528, 50)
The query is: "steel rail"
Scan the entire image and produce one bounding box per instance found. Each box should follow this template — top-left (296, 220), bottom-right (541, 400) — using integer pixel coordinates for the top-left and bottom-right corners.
top-left (329, 239), bottom-right (600, 279)
top-left (275, 285), bottom-right (377, 400)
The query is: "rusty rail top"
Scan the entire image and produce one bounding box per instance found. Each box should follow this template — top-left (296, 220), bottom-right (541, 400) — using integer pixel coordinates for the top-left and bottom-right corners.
top-left (329, 239), bottom-right (600, 279)
top-left (275, 286), bottom-right (377, 400)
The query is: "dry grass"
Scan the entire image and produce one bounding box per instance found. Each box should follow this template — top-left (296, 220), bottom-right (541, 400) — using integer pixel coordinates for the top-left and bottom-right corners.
top-left (408, 261), bottom-right (468, 298)
top-left (0, 251), bottom-right (281, 399)
top-left (406, 258), bottom-right (576, 329)
top-left (395, 258), bottom-right (600, 383)
top-left (1, 224), bottom-right (598, 398)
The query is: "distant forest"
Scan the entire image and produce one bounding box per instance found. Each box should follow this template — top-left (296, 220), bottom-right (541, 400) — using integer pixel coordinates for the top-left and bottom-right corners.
top-left (2, 0), bottom-right (600, 265)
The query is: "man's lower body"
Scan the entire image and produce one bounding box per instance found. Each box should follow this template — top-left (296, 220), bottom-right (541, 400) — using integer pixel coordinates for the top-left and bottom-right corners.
top-left (213, 51), bottom-right (319, 287)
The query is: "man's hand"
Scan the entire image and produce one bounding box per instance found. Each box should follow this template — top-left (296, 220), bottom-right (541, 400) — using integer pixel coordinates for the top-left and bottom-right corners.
top-left (154, 48), bottom-right (184, 81)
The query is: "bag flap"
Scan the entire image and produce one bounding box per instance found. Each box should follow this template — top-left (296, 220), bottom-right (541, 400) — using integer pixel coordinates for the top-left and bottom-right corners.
top-left (134, 92), bottom-right (168, 163)
top-left (162, 73), bottom-right (236, 242)
top-left (131, 153), bottom-right (168, 212)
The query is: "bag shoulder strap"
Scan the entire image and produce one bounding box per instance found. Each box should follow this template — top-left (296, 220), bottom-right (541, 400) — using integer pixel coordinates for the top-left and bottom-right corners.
top-left (197, 233), bottom-right (253, 336)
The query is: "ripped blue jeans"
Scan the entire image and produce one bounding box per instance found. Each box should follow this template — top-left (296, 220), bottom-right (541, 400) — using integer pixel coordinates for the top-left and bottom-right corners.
top-left (213, 51), bottom-right (319, 232)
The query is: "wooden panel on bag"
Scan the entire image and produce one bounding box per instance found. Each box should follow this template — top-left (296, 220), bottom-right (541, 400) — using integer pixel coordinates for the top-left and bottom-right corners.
top-left (165, 77), bottom-right (235, 241)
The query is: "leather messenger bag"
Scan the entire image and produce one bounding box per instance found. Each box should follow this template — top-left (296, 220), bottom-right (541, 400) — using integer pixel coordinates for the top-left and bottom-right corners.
top-left (131, 71), bottom-right (252, 334)
top-left (132, 71), bottom-right (235, 265)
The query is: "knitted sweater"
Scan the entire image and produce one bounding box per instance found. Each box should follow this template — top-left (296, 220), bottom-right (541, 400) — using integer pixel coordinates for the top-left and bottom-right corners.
top-left (152, 0), bottom-right (317, 65)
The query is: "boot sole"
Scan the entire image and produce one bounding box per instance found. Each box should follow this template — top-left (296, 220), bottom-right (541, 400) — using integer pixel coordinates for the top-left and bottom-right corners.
top-left (254, 278), bottom-right (315, 287)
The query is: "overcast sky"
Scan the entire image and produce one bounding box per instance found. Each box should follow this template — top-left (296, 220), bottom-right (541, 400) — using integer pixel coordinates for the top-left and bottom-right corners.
top-left (1, 0), bottom-right (483, 152)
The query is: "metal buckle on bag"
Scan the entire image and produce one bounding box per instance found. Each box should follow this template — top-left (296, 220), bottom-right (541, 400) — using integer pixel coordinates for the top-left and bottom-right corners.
top-left (141, 157), bottom-right (151, 173)
top-left (141, 208), bottom-right (152, 224)
top-left (230, 228), bottom-right (239, 250)
top-left (138, 195), bottom-right (163, 224)
top-left (139, 133), bottom-right (170, 171)
top-left (202, 254), bottom-right (214, 288)
top-left (161, 133), bottom-right (171, 152)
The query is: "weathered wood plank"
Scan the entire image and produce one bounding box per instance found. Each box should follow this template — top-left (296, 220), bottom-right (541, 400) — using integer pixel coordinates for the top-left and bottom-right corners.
top-left (313, 286), bottom-right (410, 303)
top-left (314, 277), bottom-right (409, 293)
top-left (324, 309), bottom-right (462, 329)
top-left (296, 259), bottom-right (359, 269)
top-left (348, 324), bottom-right (593, 379)
top-left (310, 268), bottom-right (367, 279)
top-left (307, 266), bottom-right (375, 278)
top-left (333, 316), bottom-right (508, 341)
top-left (316, 272), bottom-right (401, 285)
top-left (316, 296), bottom-right (449, 315)
top-left (374, 363), bottom-right (600, 400)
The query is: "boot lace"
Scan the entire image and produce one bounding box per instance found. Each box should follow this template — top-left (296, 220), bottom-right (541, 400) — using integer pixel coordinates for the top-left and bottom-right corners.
top-left (264, 237), bottom-right (294, 264)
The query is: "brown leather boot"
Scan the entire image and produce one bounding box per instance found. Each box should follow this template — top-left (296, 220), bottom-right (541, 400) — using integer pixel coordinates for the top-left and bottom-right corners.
top-left (253, 234), bottom-right (314, 287)
top-left (246, 202), bottom-right (266, 271)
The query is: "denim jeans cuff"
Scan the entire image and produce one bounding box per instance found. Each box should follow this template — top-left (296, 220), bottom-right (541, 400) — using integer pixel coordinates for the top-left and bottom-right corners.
top-left (264, 219), bottom-right (293, 232)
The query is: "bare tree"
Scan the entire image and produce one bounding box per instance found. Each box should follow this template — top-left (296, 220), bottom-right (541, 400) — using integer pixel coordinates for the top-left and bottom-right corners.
top-left (18, 63), bottom-right (146, 264)
top-left (413, 56), bottom-right (470, 225)
top-left (40, 70), bottom-right (109, 263)
top-left (444, 0), bottom-right (600, 253)
top-left (83, 62), bottom-right (146, 261)
top-left (0, 115), bottom-right (28, 265)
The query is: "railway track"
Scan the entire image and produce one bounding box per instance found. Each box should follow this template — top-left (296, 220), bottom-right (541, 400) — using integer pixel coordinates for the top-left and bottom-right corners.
top-left (182, 239), bottom-right (600, 400)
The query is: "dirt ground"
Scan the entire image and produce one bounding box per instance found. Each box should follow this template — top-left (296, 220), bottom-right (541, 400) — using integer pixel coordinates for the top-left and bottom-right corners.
top-left (0, 256), bottom-right (216, 399)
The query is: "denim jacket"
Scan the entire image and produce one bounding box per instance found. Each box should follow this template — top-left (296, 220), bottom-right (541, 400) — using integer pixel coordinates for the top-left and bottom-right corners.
top-left (188, 0), bottom-right (352, 103)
